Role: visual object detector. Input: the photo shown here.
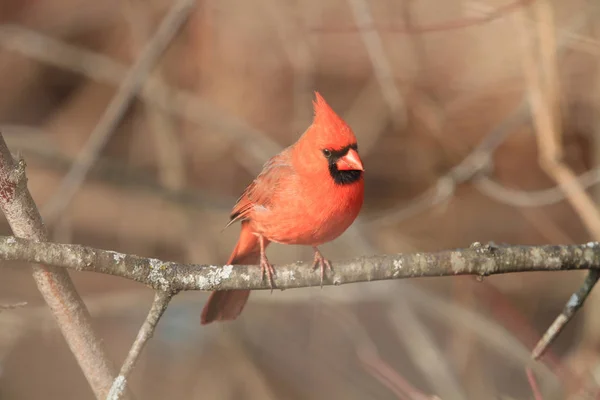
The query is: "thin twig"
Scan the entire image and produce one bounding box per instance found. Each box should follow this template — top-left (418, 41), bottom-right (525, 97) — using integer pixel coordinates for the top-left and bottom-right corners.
top-left (40, 0), bottom-right (196, 222)
top-left (107, 291), bottom-right (172, 400)
top-left (1, 237), bottom-right (600, 291)
top-left (532, 270), bottom-right (600, 360)
top-left (0, 134), bottom-right (124, 399)
top-left (526, 367), bottom-right (545, 400)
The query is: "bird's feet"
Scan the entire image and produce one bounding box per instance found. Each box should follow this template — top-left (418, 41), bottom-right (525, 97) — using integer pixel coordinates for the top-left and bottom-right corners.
top-left (312, 247), bottom-right (333, 288)
top-left (260, 252), bottom-right (276, 293)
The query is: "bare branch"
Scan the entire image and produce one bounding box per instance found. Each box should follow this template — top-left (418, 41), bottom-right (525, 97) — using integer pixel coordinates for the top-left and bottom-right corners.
top-left (532, 270), bottom-right (600, 360)
top-left (0, 135), bottom-right (123, 399)
top-left (108, 291), bottom-right (172, 400)
top-left (0, 237), bottom-right (600, 291)
top-left (40, 0), bottom-right (196, 222)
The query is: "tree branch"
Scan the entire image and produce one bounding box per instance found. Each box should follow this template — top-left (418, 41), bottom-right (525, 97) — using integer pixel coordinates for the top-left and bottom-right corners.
top-left (108, 291), bottom-right (172, 400)
top-left (531, 270), bottom-right (600, 360)
top-left (0, 135), bottom-right (124, 399)
top-left (1, 238), bottom-right (600, 291)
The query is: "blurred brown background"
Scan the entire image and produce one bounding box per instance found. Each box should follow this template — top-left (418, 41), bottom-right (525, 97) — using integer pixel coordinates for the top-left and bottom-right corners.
top-left (1, 0), bottom-right (600, 398)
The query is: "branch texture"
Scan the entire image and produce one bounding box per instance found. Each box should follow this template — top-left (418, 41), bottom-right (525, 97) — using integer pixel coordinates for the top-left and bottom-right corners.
top-left (0, 135), bottom-right (121, 399)
top-left (1, 238), bottom-right (600, 291)
top-left (108, 291), bottom-right (172, 400)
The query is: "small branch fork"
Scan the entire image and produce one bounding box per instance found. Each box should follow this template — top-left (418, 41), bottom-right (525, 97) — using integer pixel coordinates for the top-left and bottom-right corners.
top-left (0, 0), bottom-right (195, 397)
top-left (0, 135), bottom-right (126, 399)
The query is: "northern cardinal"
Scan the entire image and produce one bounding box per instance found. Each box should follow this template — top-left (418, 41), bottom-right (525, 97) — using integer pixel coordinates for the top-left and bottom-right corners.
top-left (201, 92), bottom-right (364, 324)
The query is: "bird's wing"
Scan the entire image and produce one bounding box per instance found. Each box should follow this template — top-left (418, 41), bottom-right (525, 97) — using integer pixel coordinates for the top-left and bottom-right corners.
top-left (226, 151), bottom-right (293, 227)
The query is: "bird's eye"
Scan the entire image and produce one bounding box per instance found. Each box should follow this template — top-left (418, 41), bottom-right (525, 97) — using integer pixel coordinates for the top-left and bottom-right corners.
top-left (322, 149), bottom-right (332, 158)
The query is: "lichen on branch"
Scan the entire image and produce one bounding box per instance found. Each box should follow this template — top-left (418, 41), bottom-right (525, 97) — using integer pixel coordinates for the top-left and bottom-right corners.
top-left (0, 236), bottom-right (599, 292)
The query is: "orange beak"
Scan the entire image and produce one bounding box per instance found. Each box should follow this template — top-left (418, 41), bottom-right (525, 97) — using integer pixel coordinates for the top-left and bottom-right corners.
top-left (336, 148), bottom-right (364, 171)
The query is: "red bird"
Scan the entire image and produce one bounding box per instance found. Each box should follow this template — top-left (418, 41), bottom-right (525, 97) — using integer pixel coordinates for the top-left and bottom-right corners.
top-left (201, 92), bottom-right (364, 324)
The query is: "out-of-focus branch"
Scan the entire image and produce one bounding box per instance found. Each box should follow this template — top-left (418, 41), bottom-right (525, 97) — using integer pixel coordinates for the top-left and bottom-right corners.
top-left (473, 171), bottom-right (600, 207)
top-left (526, 367), bottom-right (544, 400)
top-left (329, 305), bottom-right (438, 400)
top-left (0, 134), bottom-right (124, 399)
top-left (0, 301), bottom-right (27, 311)
top-left (390, 302), bottom-right (466, 399)
top-left (1, 237), bottom-right (600, 291)
top-left (518, 1), bottom-right (600, 360)
top-left (368, 9), bottom-right (593, 228)
top-left (108, 291), bottom-right (172, 400)
top-left (1, 128), bottom-right (231, 210)
top-left (368, 109), bottom-right (516, 226)
top-left (40, 0), bottom-right (196, 223)
top-left (124, 0), bottom-right (187, 192)
top-left (0, 24), bottom-right (281, 172)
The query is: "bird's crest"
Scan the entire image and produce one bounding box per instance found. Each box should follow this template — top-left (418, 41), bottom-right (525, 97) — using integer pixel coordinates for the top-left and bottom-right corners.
top-left (310, 92), bottom-right (356, 148)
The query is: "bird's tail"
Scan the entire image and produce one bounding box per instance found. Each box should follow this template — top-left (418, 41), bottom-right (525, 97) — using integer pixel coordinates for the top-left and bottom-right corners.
top-left (200, 222), bottom-right (269, 324)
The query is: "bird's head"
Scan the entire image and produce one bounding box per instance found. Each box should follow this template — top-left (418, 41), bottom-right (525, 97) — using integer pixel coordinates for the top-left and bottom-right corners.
top-left (296, 92), bottom-right (364, 185)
